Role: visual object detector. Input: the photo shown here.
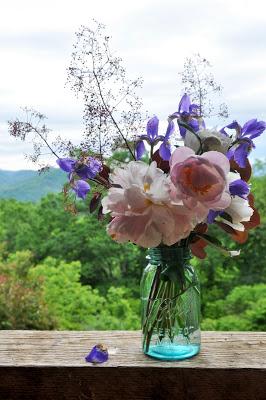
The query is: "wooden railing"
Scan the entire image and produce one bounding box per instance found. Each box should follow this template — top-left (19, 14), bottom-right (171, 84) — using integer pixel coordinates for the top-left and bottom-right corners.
top-left (0, 331), bottom-right (265, 399)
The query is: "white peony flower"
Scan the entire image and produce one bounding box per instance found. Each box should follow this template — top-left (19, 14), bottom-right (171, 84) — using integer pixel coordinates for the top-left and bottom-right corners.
top-left (185, 128), bottom-right (233, 154)
top-left (102, 161), bottom-right (199, 248)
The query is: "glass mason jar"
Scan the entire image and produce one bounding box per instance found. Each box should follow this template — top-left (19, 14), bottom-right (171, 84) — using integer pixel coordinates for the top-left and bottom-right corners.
top-left (140, 243), bottom-right (201, 361)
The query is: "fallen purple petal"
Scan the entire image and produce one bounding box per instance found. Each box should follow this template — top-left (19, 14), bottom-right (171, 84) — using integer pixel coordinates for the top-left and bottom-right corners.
top-left (85, 344), bottom-right (109, 364)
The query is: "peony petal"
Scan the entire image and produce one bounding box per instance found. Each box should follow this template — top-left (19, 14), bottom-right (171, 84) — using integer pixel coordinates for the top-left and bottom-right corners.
top-left (206, 191), bottom-right (231, 210)
top-left (170, 146), bottom-right (195, 168)
top-left (201, 151), bottom-right (230, 175)
top-left (124, 186), bottom-right (147, 211)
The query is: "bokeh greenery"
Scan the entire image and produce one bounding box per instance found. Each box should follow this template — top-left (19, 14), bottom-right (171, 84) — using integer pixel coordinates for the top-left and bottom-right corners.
top-left (0, 166), bottom-right (265, 330)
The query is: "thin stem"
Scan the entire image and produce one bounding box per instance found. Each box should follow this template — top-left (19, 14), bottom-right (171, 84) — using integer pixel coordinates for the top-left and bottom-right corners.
top-left (92, 70), bottom-right (136, 161)
top-left (178, 120), bottom-right (203, 155)
top-left (30, 124), bottom-right (60, 159)
top-left (149, 143), bottom-right (154, 164)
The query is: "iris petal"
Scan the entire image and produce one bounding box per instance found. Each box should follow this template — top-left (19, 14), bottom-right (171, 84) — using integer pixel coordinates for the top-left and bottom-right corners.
top-left (146, 116), bottom-right (159, 141)
top-left (164, 121), bottom-right (175, 141)
top-left (234, 142), bottom-right (250, 168)
top-left (189, 119), bottom-right (199, 132)
top-left (178, 94), bottom-right (191, 113)
top-left (207, 210), bottom-right (221, 224)
top-left (159, 142), bottom-right (171, 161)
top-left (242, 119), bottom-right (266, 139)
top-left (229, 179), bottom-right (250, 199)
top-left (135, 141), bottom-right (146, 160)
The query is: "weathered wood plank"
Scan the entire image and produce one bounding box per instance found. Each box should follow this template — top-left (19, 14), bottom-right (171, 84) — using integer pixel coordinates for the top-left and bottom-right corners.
top-left (0, 331), bottom-right (265, 400)
top-left (0, 331), bottom-right (265, 368)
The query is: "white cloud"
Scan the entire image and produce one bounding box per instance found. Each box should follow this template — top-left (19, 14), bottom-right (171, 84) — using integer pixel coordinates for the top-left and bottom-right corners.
top-left (0, 0), bottom-right (266, 170)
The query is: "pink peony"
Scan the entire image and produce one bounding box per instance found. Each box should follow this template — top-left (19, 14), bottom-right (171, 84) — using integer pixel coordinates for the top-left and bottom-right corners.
top-left (170, 147), bottom-right (231, 211)
top-left (102, 161), bottom-right (198, 248)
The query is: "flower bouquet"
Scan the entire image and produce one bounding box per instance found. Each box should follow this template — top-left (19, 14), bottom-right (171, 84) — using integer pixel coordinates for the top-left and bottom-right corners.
top-left (54, 93), bottom-right (263, 360)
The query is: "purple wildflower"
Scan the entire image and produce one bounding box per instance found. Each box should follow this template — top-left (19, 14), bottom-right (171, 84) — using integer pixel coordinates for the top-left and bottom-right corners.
top-left (135, 118), bottom-right (175, 161)
top-left (57, 158), bottom-right (76, 173)
top-left (56, 156), bottom-right (102, 180)
top-left (85, 344), bottom-right (108, 364)
top-left (222, 119), bottom-right (266, 168)
top-left (72, 180), bottom-right (90, 200)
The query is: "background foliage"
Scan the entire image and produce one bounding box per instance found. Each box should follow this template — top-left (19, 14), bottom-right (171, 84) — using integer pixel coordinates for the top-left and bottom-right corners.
top-left (0, 166), bottom-right (265, 330)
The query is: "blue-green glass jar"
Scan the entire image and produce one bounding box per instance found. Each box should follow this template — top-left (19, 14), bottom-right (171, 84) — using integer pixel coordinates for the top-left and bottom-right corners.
top-left (141, 243), bottom-right (201, 361)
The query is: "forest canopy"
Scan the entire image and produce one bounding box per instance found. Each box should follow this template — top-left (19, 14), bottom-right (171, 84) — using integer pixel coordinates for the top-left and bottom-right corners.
top-left (0, 166), bottom-right (265, 331)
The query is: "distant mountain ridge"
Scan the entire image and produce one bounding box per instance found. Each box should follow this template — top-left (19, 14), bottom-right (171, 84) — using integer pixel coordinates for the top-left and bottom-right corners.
top-left (0, 168), bottom-right (66, 202)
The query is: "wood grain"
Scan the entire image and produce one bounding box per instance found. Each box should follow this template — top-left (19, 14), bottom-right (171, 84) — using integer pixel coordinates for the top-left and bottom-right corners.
top-left (0, 331), bottom-right (265, 399)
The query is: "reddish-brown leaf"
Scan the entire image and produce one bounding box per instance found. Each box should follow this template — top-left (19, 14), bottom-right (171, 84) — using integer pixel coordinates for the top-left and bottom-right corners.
top-left (194, 223), bottom-right (208, 235)
top-left (215, 221), bottom-right (236, 235)
top-left (152, 150), bottom-right (170, 173)
top-left (248, 193), bottom-right (255, 207)
top-left (97, 205), bottom-right (104, 221)
top-left (243, 207), bottom-right (260, 230)
top-left (230, 158), bottom-right (251, 182)
top-left (89, 192), bottom-right (102, 213)
top-left (190, 238), bottom-right (208, 259)
top-left (231, 230), bottom-right (249, 244)
top-left (99, 164), bottom-right (110, 181)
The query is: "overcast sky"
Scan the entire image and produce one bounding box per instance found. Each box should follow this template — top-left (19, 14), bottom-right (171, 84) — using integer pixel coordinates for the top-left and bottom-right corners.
top-left (1, 0), bottom-right (266, 170)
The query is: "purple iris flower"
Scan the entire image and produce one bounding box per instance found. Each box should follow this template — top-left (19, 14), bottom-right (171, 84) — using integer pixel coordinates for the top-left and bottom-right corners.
top-left (207, 210), bottom-right (221, 224)
top-left (207, 178), bottom-right (250, 224)
top-left (221, 119), bottom-right (266, 168)
top-left (73, 180), bottom-right (90, 200)
top-left (169, 94), bottom-right (205, 138)
top-left (57, 157), bottom-right (102, 180)
top-left (229, 179), bottom-right (250, 199)
top-left (85, 344), bottom-right (108, 364)
top-left (136, 117), bottom-right (175, 161)
top-left (159, 121), bottom-right (175, 161)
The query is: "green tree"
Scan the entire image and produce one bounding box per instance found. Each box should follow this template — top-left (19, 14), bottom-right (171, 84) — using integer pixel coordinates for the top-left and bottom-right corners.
top-left (0, 251), bottom-right (53, 329)
top-left (30, 257), bottom-right (139, 330)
